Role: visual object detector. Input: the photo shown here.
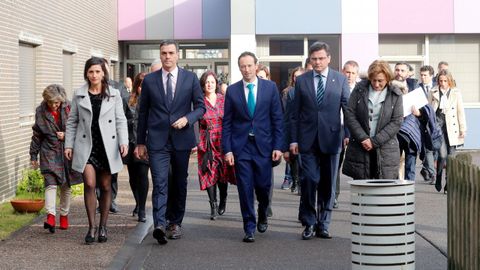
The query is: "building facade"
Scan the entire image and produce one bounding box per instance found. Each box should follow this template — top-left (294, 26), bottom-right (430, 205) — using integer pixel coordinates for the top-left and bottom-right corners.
top-left (118, 0), bottom-right (480, 150)
top-left (0, 0), bottom-right (119, 201)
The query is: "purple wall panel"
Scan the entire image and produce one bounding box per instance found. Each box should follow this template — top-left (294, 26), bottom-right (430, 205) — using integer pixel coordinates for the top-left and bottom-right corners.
top-left (379, 0), bottom-right (454, 33)
top-left (118, 0), bottom-right (145, 40)
top-left (174, 0), bottom-right (202, 39)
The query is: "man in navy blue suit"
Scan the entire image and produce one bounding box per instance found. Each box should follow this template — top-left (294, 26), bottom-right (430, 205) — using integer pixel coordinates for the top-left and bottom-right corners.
top-left (135, 40), bottom-right (205, 245)
top-left (290, 42), bottom-right (350, 240)
top-left (222, 51), bottom-right (284, 243)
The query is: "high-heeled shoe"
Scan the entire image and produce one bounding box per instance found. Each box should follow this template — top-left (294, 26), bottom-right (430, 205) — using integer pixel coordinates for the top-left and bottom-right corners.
top-left (85, 227), bottom-right (96, 244)
top-left (98, 226), bottom-right (108, 243)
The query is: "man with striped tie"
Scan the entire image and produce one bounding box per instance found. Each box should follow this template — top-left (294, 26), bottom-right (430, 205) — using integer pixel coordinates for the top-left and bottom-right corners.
top-left (289, 41), bottom-right (350, 240)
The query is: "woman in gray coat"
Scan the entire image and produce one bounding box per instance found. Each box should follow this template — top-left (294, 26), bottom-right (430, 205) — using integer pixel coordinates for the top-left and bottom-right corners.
top-left (342, 60), bottom-right (403, 179)
top-left (65, 57), bottom-right (128, 244)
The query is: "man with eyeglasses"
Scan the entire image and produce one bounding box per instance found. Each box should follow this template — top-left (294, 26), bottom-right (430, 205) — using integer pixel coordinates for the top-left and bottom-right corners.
top-left (289, 41), bottom-right (350, 240)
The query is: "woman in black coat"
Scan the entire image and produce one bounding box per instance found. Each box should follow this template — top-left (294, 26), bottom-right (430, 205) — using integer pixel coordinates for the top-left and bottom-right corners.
top-left (342, 60), bottom-right (403, 179)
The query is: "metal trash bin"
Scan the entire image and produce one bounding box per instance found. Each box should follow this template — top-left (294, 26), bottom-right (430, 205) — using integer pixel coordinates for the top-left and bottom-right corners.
top-left (349, 179), bottom-right (415, 269)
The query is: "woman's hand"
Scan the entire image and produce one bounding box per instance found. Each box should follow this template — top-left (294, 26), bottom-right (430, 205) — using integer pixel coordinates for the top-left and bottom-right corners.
top-left (31, 160), bottom-right (39, 169)
top-left (361, 138), bottom-right (373, 151)
top-left (64, 148), bottom-right (73, 161)
top-left (56, 131), bottom-right (65, 141)
top-left (459, 131), bottom-right (466, 138)
top-left (120, 144), bottom-right (129, 158)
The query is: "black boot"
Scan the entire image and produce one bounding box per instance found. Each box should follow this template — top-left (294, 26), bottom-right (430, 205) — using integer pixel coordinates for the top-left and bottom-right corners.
top-left (206, 186), bottom-right (217, 220)
top-left (218, 182), bottom-right (228, 215)
top-left (435, 175), bottom-right (442, 192)
top-left (209, 201), bottom-right (217, 220)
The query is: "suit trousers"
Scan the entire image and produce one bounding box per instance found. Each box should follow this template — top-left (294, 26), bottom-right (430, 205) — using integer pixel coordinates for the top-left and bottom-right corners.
top-left (299, 147), bottom-right (339, 231)
top-left (149, 141), bottom-right (190, 228)
top-left (235, 137), bottom-right (272, 234)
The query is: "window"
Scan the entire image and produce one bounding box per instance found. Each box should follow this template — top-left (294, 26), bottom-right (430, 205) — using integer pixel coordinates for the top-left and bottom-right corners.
top-left (19, 43), bottom-right (36, 116)
top-left (62, 51), bottom-right (73, 99)
top-left (269, 39), bottom-right (303, 56)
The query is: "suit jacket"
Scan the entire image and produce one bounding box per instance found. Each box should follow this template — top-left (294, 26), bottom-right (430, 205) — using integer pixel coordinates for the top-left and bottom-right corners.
top-left (222, 78), bottom-right (284, 158)
top-left (65, 84), bottom-right (128, 174)
top-left (290, 69), bottom-right (350, 154)
top-left (136, 67), bottom-right (205, 151)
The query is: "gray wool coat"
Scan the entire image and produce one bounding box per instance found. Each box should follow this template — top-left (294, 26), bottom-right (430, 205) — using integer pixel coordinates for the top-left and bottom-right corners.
top-left (65, 84), bottom-right (128, 174)
top-left (342, 80), bottom-right (403, 180)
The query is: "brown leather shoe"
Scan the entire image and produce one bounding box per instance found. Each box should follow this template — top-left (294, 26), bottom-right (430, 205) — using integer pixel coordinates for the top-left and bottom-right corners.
top-left (166, 224), bottom-right (182, 239)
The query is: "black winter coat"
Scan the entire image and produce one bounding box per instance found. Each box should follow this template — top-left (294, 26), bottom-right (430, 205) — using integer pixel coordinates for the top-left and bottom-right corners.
top-left (342, 80), bottom-right (403, 179)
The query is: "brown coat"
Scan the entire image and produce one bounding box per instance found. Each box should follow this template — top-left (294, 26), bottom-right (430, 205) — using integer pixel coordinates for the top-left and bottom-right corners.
top-left (30, 101), bottom-right (83, 187)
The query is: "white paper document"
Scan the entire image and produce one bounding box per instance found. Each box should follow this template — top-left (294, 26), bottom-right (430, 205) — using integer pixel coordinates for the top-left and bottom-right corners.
top-left (402, 88), bottom-right (428, 117)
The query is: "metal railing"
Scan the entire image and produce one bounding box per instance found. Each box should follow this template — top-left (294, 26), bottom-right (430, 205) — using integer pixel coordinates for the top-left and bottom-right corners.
top-left (447, 152), bottom-right (480, 269)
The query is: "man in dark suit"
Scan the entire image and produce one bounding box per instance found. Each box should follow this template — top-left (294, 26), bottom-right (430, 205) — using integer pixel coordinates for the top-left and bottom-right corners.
top-left (290, 41), bottom-right (350, 240)
top-left (418, 65), bottom-right (437, 183)
top-left (135, 40), bottom-right (205, 245)
top-left (222, 51), bottom-right (283, 243)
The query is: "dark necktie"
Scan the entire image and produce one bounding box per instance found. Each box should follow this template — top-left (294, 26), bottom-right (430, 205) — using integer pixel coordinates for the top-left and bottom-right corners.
top-left (166, 73), bottom-right (173, 109)
top-left (316, 74), bottom-right (325, 106)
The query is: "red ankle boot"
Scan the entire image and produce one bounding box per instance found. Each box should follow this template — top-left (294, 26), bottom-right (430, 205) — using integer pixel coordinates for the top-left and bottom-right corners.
top-left (59, 215), bottom-right (69, 230)
top-left (43, 214), bottom-right (55, 233)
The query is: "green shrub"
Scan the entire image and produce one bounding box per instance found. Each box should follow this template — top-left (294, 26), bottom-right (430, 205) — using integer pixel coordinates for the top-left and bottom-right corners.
top-left (71, 183), bottom-right (84, 197)
top-left (16, 168), bottom-right (45, 199)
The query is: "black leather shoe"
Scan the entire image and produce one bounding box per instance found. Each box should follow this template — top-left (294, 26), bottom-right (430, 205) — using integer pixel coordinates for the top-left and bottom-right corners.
top-left (302, 225), bottom-right (316, 240)
top-left (85, 227), bottom-right (96, 245)
top-left (243, 233), bottom-right (255, 243)
top-left (98, 226), bottom-right (108, 243)
top-left (153, 226), bottom-right (168, 245)
top-left (138, 216), bottom-right (147, 223)
top-left (257, 221), bottom-right (268, 233)
top-left (316, 229), bottom-right (332, 239)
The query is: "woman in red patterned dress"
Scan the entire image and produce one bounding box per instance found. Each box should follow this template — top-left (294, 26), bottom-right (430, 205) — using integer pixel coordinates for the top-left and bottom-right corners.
top-left (197, 71), bottom-right (235, 220)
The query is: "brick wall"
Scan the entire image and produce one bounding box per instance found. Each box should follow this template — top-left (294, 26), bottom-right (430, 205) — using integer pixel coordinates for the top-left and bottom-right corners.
top-left (0, 0), bottom-right (119, 201)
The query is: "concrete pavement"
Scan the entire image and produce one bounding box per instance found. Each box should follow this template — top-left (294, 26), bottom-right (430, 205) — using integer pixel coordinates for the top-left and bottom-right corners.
top-left (116, 159), bottom-right (448, 270)
top-left (0, 158), bottom-right (448, 269)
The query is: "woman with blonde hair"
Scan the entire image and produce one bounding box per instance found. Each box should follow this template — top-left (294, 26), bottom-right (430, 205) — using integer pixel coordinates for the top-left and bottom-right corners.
top-left (30, 84), bottom-right (83, 233)
top-left (343, 60), bottom-right (403, 179)
top-left (429, 69), bottom-right (466, 193)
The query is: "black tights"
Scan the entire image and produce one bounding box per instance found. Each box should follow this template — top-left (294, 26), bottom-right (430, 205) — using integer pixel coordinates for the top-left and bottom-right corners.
top-left (83, 164), bottom-right (112, 229)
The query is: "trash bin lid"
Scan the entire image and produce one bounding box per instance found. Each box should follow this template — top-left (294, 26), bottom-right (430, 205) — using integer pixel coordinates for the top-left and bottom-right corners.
top-left (348, 179), bottom-right (414, 187)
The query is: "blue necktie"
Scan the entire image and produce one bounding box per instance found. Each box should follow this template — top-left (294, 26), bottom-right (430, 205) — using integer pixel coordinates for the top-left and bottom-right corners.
top-left (166, 73), bottom-right (173, 109)
top-left (316, 74), bottom-right (325, 106)
top-left (247, 83), bottom-right (255, 117)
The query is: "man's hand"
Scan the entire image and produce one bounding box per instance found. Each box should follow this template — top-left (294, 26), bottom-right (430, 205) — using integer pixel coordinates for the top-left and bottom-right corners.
top-left (283, 151), bottom-right (290, 163)
top-left (134, 144), bottom-right (148, 161)
top-left (64, 148), bottom-right (73, 161)
top-left (172, 116), bottom-right (188, 129)
top-left (290, 144), bottom-right (299, 155)
top-left (343, 138), bottom-right (350, 147)
top-left (361, 138), bottom-right (373, 151)
top-left (225, 153), bottom-right (234, 166)
top-left (272, 150), bottom-right (282, 162)
top-left (120, 144), bottom-right (129, 158)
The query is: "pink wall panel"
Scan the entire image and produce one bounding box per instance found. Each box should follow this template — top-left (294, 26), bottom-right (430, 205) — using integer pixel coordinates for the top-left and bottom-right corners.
top-left (118, 0), bottom-right (145, 40)
top-left (174, 0), bottom-right (202, 39)
top-left (454, 0), bottom-right (480, 33)
top-left (379, 0), bottom-right (454, 33)
top-left (341, 34), bottom-right (379, 74)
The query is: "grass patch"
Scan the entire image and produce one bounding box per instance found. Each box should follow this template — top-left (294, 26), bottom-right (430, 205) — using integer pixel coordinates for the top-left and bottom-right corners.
top-left (0, 201), bottom-right (42, 240)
